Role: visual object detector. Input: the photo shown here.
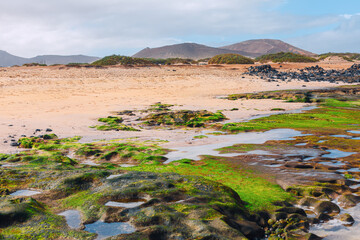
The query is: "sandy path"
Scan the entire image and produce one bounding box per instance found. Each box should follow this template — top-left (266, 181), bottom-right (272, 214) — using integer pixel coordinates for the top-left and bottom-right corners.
top-left (0, 64), bottom-right (345, 153)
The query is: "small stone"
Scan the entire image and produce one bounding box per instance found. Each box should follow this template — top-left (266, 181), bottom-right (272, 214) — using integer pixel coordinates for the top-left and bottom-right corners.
top-left (339, 213), bottom-right (355, 223)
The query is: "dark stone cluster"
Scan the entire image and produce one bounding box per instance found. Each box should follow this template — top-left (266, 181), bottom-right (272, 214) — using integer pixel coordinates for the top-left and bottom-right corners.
top-left (246, 64), bottom-right (360, 83)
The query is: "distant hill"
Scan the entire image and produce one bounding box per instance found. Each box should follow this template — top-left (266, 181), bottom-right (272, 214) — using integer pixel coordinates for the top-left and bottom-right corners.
top-left (0, 50), bottom-right (100, 67)
top-left (132, 43), bottom-right (252, 60)
top-left (220, 39), bottom-right (315, 57)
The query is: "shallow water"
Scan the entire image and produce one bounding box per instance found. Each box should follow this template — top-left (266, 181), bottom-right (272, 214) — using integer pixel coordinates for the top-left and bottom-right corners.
top-left (119, 164), bottom-right (135, 168)
top-left (330, 135), bottom-right (352, 138)
top-left (247, 150), bottom-right (276, 155)
top-left (322, 149), bottom-right (356, 159)
top-left (58, 210), bottom-right (81, 229)
top-left (318, 161), bottom-right (346, 167)
top-left (105, 200), bottom-right (145, 208)
top-left (295, 143), bottom-right (307, 146)
top-left (106, 174), bottom-right (124, 180)
top-left (82, 160), bottom-right (100, 166)
top-left (348, 130), bottom-right (360, 134)
top-left (164, 129), bottom-right (306, 163)
top-left (10, 189), bottom-right (41, 197)
top-left (242, 106), bottom-right (318, 123)
top-left (60, 209), bottom-right (135, 239)
top-left (84, 221), bottom-right (135, 240)
top-left (311, 204), bottom-right (360, 240)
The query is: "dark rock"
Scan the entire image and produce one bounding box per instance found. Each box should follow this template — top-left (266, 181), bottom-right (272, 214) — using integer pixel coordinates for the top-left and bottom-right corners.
top-left (318, 213), bottom-right (332, 221)
top-left (339, 213), bottom-right (355, 223)
top-left (10, 142), bottom-right (19, 147)
top-left (276, 207), bottom-right (307, 217)
top-left (298, 197), bottom-right (318, 208)
top-left (45, 128), bottom-right (53, 132)
top-left (314, 201), bottom-right (340, 214)
top-left (224, 218), bottom-right (265, 239)
top-left (338, 194), bottom-right (360, 208)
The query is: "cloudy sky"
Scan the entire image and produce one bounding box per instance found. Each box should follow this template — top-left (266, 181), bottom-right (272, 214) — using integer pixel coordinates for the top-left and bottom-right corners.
top-left (0, 0), bottom-right (359, 57)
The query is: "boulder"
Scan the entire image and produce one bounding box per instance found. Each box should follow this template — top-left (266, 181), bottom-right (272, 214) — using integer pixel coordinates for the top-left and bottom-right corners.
top-left (337, 194), bottom-right (360, 208)
top-left (314, 201), bottom-right (340, 215)
top-left (339, 213), bottom-right (355, 224)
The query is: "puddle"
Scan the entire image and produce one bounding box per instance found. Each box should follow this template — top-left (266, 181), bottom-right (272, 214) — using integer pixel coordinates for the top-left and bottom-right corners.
top-left (318, 161), bottom-right (346, 167)
top-left (350, 184), bottom-right (360, 189)
top-left (330, 135), bottom-right (352, 138)
top-left (105, 200), bottom-right (145, 208)
top-left (348, 130), bottom-right (360, 134)
top-left (106, 174), bottom-right (124, 180)
top-left (60, 209), bottom-right (135, 239)
top-left (353, 137), bottom-right (360, 140)
top-left (295, 143), bottom-right (307, 146)
top-left (0, 163), bottom-right (19, 167)
top-left (59, 210), bottom-right (81, 229)
top-left (318, 140), bottom-right (326, 143)
top-left (164, 129), bottom-right (307, 163)
top-left (84, 221), bottom-right (135, 240)
top-left (322, 150), bottom-right (356, 159)
top-left (263, 164), bottom-right (283, 168)
top-left (247, 150), bottom-right (276, 155)
top-left (120, 164), bottom-right (135, 168)
top-left (82, 160), bottom-right (100, 166)
top-left (10, 190), bottom-right (41, 197)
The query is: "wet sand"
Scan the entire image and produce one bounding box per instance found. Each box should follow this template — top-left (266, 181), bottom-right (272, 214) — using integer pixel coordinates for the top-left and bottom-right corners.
top-left (0, 63), bottom-right (351, 153)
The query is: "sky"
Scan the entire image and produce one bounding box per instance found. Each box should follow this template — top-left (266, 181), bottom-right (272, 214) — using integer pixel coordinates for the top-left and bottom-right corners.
top-left (0, 0), bottom-right (359, 57)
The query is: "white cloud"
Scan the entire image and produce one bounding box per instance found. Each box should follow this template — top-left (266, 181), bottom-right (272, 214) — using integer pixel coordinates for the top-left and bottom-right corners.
top-left (290, 14), bottom-right (360, 54)
top-left (0, 0), bottom-right (352, 57)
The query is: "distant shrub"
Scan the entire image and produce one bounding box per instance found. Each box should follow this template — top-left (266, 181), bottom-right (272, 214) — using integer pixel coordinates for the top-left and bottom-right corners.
top-left (256, 52), bottom-right (317, 63)
top-left (92, 55), bottom-right (153, 66)
top-left (197, 58), bottom-right (211, 63)
top-left (318, 52), bottom-right (360, 62)
top-left (22, 63), bottom-right (47, 67)
top-left (65, 63), bottom-right (88, 67)
top-left (208, 54), bottom-right (254, 64)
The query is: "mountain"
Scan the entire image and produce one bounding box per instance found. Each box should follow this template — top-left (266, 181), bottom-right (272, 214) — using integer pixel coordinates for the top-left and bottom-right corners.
top-left (220, 39), bottom-right (315, 58)
top-left (132, 43), bottom-right (253, 60)
top-left (0, 50), bottom-right (100, 67)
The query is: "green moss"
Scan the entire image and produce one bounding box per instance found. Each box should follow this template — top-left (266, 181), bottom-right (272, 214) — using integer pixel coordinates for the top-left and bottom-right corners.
top-left (125, 157), bottom-right (293, 211)
top-left (142, 110), bottom-right (226, 128)
top-left (148, 102), bottom-right (174, 111)
top-left (222, 99), bottom-right (360, 133)
top-left (0, 198), bottom-right (94, 239)
top-left (193, 135), bottom-right (208, 139)
top-left (92, 116), bottom-right (140, 131)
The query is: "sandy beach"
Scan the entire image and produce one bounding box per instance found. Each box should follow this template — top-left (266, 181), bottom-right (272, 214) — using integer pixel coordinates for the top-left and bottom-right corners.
top-left (0, 63), bottom-right (354, 153)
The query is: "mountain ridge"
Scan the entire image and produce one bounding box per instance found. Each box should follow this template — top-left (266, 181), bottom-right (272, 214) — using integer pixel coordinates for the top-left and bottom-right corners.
top-left (0, 50), bottom-right (100, 67)
top-left (220, 39), bottom-right (315, 57)
top-left (132, 43), bottom-right (253, 60)
top-left (133, 39), bottom-right (315, 60)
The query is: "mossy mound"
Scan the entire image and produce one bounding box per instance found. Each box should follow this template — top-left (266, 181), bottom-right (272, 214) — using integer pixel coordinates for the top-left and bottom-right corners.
top-left (209, 54), bottom-right (254, 64)
top-left (92, 55), bottom-right (154, 66)
top-left (141, 110), bottom-right (226, 128)
top-left (91, 116), bottom-right (140, 131)
top-left (256, 52), bottom-right (317, 63)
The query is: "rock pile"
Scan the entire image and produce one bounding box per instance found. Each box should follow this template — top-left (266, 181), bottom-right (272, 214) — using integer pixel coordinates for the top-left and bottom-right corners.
top-left (246, 64), bottom-right (360, 83)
